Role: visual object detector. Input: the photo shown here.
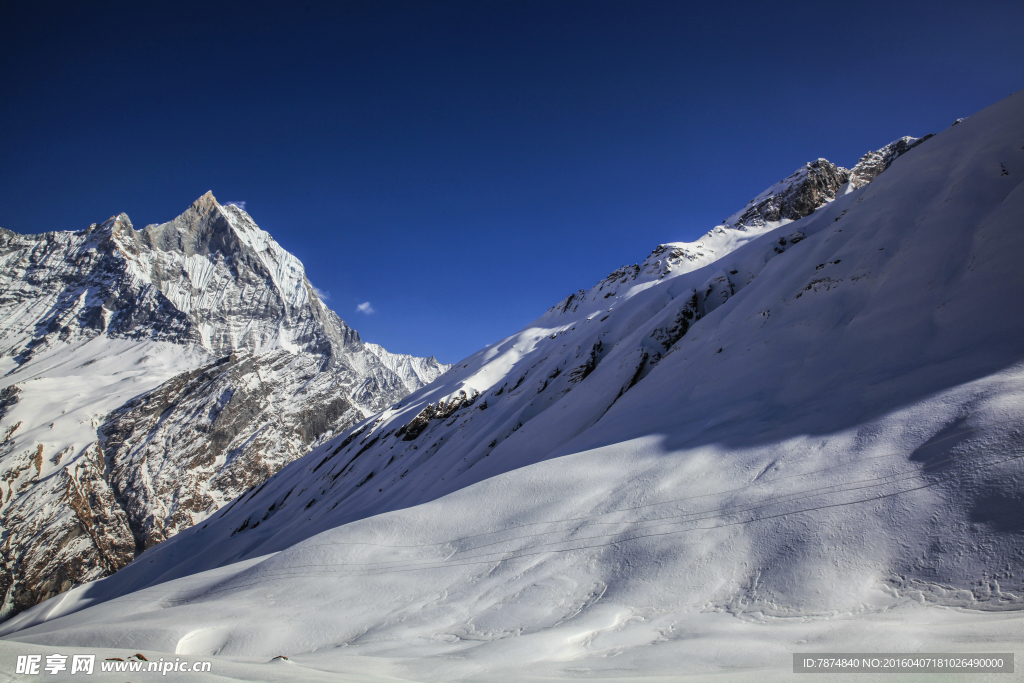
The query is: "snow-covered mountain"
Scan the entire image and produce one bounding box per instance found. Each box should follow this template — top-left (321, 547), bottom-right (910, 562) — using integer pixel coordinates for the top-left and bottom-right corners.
top-left (0, 194), bottom-right (449, 618)
top-left (3, 92), bottom-right (1023, 681)
top-left (364, 343), bottom-right (450, 395)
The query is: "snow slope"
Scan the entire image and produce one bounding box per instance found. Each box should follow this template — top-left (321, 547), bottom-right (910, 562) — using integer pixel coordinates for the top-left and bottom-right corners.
top-left (3, 93), bottom-right (1022, 681)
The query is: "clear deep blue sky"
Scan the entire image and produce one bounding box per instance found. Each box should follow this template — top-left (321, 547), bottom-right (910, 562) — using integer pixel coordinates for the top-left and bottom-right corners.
top-left (2, 1), bottom-right (1022, 363)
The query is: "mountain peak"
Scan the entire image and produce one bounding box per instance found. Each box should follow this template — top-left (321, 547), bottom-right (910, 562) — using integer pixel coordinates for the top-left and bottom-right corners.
top-left (187, 189), bottom-right (219, 214)
top-left (141, 191), bottom-right (237, 257)
top-left (0, 188), bottom-right (454, 618)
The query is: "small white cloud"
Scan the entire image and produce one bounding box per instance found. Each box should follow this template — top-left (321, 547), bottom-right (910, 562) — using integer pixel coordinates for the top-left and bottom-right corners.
top-left (311, 285), bottom-right (330, 301)
top-left (357, 301), bottom-right (374, 314)
top-left (224, 201), bottom-right (246, 210)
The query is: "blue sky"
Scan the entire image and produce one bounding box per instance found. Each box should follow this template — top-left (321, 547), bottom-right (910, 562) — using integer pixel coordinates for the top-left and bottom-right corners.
top-left (2, 0), bottom-right (1022, 363)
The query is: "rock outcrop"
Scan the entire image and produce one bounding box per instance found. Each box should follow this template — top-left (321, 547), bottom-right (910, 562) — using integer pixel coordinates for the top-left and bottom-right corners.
top-left (101, 350), bottom-right (365, 551)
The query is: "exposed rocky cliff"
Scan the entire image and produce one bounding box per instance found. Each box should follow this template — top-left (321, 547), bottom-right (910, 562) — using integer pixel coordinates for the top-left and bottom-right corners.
top-left (101, 350), bottom-right (366, 552)
top-left (0, 442), bottom-right (134, 618)
top-left (723, 136), bottom-right (929, 233)
top-left (0, 193), bottom-right (449, 619)
top-left (848, 135), bottom-right (933, 188)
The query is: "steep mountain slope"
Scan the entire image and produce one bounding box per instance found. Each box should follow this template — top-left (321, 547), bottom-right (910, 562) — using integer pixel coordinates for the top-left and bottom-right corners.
top-left (4, 93), bottom-right (1023, 681)
top-left (0, 195), bottom-right (448, 617)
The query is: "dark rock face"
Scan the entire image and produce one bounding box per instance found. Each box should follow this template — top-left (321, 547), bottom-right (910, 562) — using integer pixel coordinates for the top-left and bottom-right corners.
top-left (395, 390), bottom-right (479, 442)
top-left (101, 350), bottom-right (364, 551)
top-left (0, 442), bottom-right (134, 620)
top-left (0, 386), bottom-right (18, 421)
top-left (730, 159), bottom-right (852, 231)
top-left (849, 135), bottom-right (933, 188)
top-left (649, 292), bottom-right (701, 351)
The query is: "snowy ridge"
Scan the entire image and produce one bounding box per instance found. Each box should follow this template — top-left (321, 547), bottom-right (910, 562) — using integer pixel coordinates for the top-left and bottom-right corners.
top-left (547, 136), bottom-right (926, 324)
top-left (4, 93), bottom-right (1023, 681)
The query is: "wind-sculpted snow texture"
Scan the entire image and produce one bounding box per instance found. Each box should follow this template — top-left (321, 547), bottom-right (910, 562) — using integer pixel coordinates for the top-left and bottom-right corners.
top-left (0, 194), bottom-right (448, 619)
top-left (4, 93), bottom-right (1024, 681)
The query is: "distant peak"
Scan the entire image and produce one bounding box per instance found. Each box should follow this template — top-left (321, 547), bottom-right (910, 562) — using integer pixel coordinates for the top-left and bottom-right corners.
top-left (90, 212), bottom-right (134, 237)
top-left (192, 190), bottom-right (218, 208)
top-left (184, 191), bottom-right (221, 218)
top-left (142, 191), bottom-right (237, 257)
